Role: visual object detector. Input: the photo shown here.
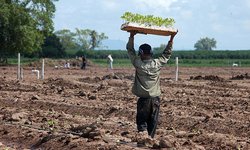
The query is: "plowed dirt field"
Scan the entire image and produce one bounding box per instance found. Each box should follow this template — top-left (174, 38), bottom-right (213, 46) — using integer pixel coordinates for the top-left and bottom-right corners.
top-left (0, 66), bottom-right (250, 150)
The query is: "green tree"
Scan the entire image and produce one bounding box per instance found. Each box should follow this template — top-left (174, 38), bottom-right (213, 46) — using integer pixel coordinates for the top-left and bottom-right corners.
top-left (41, 34), bottom-right (66, 58)
top-left (194, 37), bottom-right (217, 50)
top-left (0, 0), bottom-right (58, 56)
top-left (89, 30), bottom-right (108, 50)
top-left (54, 29), bottom-right (78, 51)
top-left (75, 28), bottom-right (108, 50)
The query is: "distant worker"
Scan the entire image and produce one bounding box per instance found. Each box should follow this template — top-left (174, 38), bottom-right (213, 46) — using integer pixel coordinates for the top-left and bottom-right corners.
top-left (126, 31), bottom-right (178, 143)
top-left (64, 60), bottom-right (70, 69)
top-left (81, 55), bottom-right (86, 69)
top-left (107, 54), bottom-right (113, 70)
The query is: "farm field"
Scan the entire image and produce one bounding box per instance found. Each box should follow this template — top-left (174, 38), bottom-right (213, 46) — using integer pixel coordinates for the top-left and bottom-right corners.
top-left (0, 65), bottom-right (250, 149)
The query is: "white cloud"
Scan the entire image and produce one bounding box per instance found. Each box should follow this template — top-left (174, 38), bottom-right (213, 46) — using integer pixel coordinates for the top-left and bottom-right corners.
top-left (135, 0), bottom-right (178, 13)
top-left (101, 0), bottom-right (120, 11)
top-left (181, 0), bottom-right (188, 4)
top-left (180, 10), bottom-right (192, 20)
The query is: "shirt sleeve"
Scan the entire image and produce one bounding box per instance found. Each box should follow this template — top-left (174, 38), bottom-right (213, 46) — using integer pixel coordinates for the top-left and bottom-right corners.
top-left (126, 37), bottom-right (137, 66)
top-left (157, 41), bottom-right (173, 65)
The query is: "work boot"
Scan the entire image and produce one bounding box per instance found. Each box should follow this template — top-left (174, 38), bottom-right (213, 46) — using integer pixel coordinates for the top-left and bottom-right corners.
top-left (131, 131), bottom-right (147, 142)
top-left (134, 131), bottom-right (155, 147)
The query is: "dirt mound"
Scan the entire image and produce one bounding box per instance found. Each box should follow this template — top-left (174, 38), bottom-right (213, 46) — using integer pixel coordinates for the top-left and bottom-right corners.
top-left (102, 72), bottom-right (134, 80)
top-left (79, 72), bottom-right (134, 83)
top-left (78, 76), bottom-right (102, 83)
top-left (190, 75), bottom-right (224, 81)
top-left (231, 73), bottom-right (250, 80)
top-left (44, 77), bottom-right (78, 88)
top-left (70, 122), bottom-right (103, 140)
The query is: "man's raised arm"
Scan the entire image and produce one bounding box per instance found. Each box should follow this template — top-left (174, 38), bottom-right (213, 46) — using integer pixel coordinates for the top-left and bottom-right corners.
top-left (162, 31), bottom-right (178, 59)
top-left (126, 31), bottom-right (137, 60)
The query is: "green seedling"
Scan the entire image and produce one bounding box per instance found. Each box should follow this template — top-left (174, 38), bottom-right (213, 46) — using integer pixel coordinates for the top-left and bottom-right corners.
top-left (121, 12), bottom-right (175, 27)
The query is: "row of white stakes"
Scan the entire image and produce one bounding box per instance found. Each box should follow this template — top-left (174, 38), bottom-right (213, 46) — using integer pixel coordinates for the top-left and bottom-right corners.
top-left (17, 53), bottom-right (45, 80)
top-left (17, 53), bottom-right (179, 81)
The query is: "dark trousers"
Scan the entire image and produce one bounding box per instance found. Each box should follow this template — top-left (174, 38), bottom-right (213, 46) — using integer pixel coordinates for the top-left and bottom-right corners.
top-left (136, 97), bottom-right (160, 138)
top-left (81, 62), bottom-right (86, 69)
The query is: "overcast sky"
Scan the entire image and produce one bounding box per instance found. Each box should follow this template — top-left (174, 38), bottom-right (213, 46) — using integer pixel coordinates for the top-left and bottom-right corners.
top-left (53, 0), bottom-right (250, 50)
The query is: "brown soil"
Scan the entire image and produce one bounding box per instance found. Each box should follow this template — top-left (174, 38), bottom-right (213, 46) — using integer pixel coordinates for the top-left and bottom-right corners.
top-left (0, 65), bottom-right (250, 150)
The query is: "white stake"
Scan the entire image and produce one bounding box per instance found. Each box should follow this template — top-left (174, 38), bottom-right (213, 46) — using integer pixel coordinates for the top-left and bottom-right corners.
top-left (41, 59), bottom-right (44, 79)
top-left (175, 57), bottom-right (179, 81)
top-left (17, 53), bottom-right (21, 80)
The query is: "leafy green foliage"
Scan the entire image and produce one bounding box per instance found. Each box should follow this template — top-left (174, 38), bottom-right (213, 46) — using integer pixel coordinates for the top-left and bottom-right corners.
top-left (55, 28), bottom-right (108, 51)
top-left (40, 34), bottom-right (66, 58)
top-left (47, 120), bottom-right (55, 127)
top-left (71, 48), bottom-right (250, 67)
top-left (121, 12), bottom-right (175, 27)
top-left (92, 58), bottom-right (250, 67)
top-left (194, 37), bottom-right (217, 50)
top-left (75, 29), bottom-right (92, 50)
top-left (54, 29), bottom-right (78, 51)
top-left (0, 0), bottom-right (57, 56)
top-left (75, 28), bottom-right (108, 50)
top-left (6, 48), bottom-right (250, 67)
top-left (153, 48), bottom-right (250, 60)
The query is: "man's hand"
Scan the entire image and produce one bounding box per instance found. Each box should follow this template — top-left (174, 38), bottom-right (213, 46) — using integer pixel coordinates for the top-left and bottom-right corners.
top-left (170, 30), bottom-right (178, 42)
top-left (129, 31), bottom-right (137, 37)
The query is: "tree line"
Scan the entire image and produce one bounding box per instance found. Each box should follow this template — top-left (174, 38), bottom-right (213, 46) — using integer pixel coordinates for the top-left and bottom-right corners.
top-left (55, 29), bottom-right (108, 51)
top-left (0, 0), bottom-right (108, 59)
top-left (171, 50), bottom-right (250, 59)
top-left (71, 49), bottom-right (250, 60)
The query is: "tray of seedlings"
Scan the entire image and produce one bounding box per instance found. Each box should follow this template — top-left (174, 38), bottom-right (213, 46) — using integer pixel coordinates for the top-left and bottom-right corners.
top-left (121, 12), bottom-right (177, 36)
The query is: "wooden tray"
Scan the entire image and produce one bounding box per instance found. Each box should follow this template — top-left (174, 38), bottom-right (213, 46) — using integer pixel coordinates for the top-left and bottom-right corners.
top-left (121, 23), bottom-right (177, 36)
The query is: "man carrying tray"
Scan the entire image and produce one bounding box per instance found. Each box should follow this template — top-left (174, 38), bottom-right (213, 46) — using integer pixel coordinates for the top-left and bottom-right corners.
top-left (126, 30), bottom-right (177, 144)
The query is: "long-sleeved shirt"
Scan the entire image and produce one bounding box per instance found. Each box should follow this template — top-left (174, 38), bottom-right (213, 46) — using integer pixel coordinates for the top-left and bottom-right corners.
top-left (126, 36), bottom-right (173, 98)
